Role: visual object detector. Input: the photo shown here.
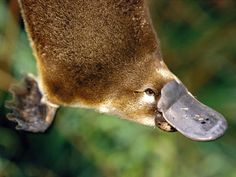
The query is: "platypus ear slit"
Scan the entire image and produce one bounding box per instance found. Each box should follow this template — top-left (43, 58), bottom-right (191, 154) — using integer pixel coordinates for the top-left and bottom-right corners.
top-left (5, 74), bottom-right (58, 133)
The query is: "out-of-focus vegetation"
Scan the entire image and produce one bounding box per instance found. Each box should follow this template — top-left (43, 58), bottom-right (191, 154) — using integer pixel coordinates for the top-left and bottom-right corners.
top-left (0, 0), bottom-right (236, 176)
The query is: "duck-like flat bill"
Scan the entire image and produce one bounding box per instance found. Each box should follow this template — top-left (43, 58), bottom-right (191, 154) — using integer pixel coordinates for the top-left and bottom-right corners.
top-left (157, 80), bottom-right (227, 141)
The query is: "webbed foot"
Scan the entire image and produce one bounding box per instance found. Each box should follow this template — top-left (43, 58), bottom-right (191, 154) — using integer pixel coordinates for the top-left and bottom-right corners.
top-left (5, 74), bottom-right (57, 132)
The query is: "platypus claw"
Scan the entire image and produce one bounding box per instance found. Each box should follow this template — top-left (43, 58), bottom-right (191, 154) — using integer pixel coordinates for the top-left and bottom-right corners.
top-left (5, 74), bottom-right (57, 133)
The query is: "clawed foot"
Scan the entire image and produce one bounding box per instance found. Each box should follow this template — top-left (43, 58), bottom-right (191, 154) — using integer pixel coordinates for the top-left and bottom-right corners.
top-left (5, 74), bottom-right (57, 132)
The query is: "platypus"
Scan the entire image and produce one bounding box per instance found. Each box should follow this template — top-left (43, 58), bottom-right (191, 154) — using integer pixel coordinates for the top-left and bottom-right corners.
top-left (6, 0), bottom-right (227, 141)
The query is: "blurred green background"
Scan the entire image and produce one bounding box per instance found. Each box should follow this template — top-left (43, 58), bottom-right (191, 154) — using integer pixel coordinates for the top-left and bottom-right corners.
top-left (0, 0), bottom-right (236, 177)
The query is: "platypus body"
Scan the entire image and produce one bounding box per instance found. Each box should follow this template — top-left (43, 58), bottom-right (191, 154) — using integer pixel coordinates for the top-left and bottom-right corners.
top-left (6, 0), bottom-right (227, 141)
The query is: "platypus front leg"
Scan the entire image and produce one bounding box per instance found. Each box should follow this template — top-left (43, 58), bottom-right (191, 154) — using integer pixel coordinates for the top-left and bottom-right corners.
top-left (5, 74), bottom-right (58, 132)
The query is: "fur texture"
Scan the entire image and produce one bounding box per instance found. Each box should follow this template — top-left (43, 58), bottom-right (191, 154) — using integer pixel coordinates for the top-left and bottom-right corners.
top-left (18, 0), bottom-right (175, 126)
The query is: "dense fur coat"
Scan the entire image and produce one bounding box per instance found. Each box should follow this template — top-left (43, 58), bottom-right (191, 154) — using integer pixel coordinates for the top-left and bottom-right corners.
top-left (19, 0), bottom-right (174, 121)
top-left (6, 0), bottom-right (226, 140)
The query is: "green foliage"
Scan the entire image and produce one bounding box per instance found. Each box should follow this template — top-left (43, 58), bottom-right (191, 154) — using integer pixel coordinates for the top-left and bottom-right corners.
top-left (0, 0), bottom-right (236, 177)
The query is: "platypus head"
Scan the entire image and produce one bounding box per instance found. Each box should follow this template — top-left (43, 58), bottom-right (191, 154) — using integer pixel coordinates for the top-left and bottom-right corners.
top-left (98, 53), bottom-right (227, 141)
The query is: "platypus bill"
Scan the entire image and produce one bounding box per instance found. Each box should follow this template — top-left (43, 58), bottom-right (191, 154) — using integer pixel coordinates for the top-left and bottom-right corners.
top-left (5, 0), bottom-right (227, 141)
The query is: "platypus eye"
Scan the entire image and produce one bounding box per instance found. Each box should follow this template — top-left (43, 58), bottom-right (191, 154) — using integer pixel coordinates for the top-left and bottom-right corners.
top-left (144, 88), bottom-right (155, 96)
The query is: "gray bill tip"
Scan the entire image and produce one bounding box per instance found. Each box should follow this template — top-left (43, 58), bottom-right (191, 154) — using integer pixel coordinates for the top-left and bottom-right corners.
top-left (157, 80), bottom-right (228, 141)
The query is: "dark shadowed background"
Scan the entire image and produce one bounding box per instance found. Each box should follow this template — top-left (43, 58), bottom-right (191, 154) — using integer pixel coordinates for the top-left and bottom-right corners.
top-left (0, 0), bottom-right (236, 177)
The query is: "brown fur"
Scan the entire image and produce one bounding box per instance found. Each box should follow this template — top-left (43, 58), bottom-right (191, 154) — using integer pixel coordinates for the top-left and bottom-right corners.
top-left (19, 0), bottom-right (175, 123)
